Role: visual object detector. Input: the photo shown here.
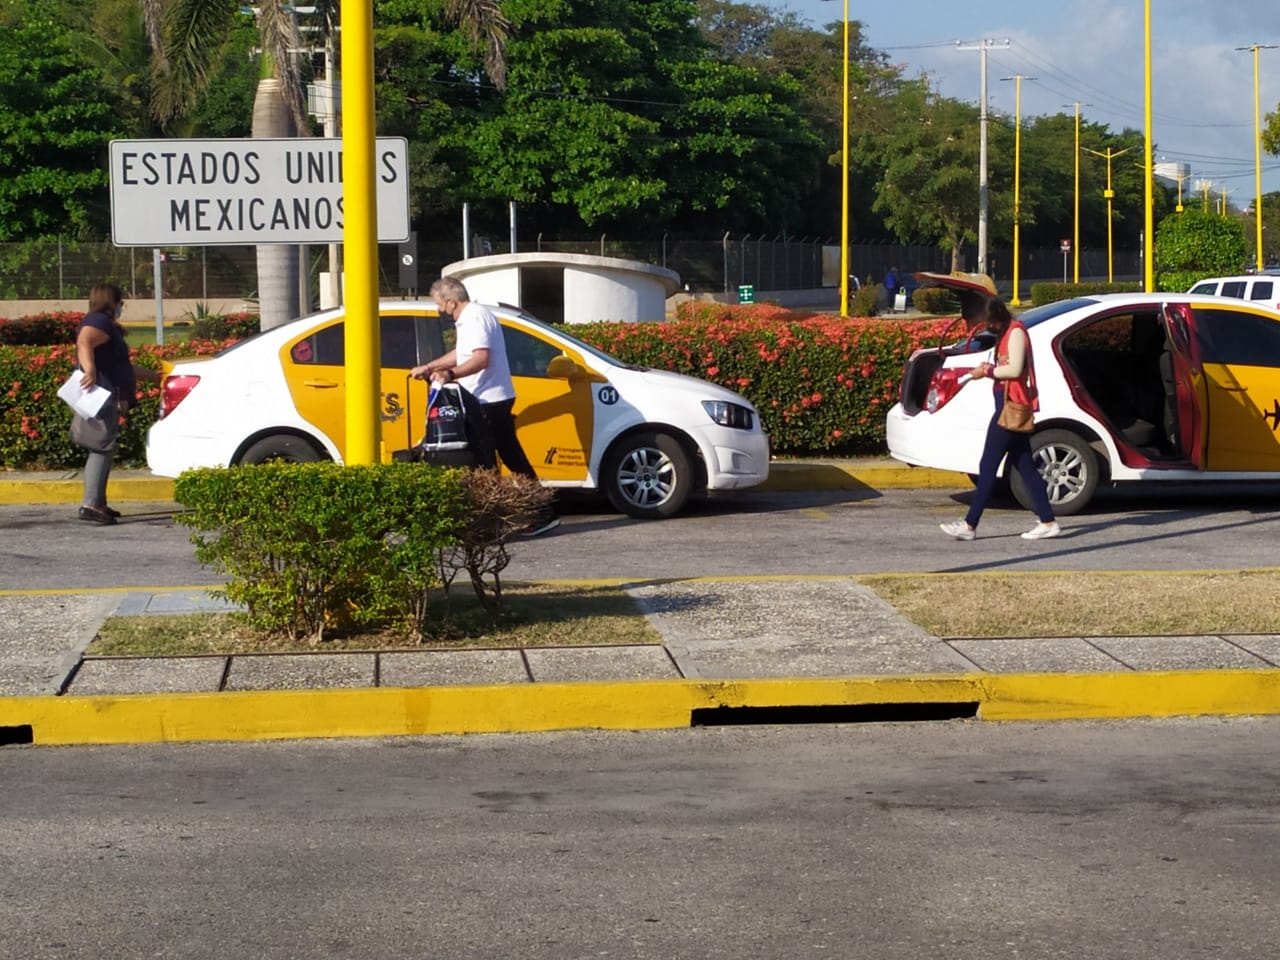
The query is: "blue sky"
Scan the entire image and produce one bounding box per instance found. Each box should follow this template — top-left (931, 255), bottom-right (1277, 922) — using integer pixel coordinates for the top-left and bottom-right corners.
top-left (764, 0), bottom-right (1280, 199)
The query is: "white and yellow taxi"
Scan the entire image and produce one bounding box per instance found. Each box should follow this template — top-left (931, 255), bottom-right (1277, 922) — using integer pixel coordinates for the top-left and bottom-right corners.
top-left (146, 301), bottom-right (770, 518)
top-left (888, 273), bottom-right (1280, 514)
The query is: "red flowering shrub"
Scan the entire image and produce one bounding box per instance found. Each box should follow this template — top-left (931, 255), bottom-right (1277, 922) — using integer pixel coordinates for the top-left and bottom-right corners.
top-left (574, 309), bottom-right (958, 455)
top-left (1, 306), bottom-right (963, 468)
top-left (0, 338), bottom-right (237, 469)
top-left (0, 312), bottom-right (83, 346)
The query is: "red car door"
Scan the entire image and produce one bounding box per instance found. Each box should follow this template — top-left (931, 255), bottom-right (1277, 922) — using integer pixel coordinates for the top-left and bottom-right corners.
top-left (1161, 302), bottom-right (1207, 469)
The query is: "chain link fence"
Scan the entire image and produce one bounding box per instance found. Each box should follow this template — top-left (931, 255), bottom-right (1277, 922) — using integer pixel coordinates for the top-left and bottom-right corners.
top-left (0, 237), bottom-right (1146, 304)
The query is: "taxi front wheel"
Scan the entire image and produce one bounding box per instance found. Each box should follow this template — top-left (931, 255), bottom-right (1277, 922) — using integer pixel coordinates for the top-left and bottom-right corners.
top-left (603, 431), bottom-right (694, 519)
top-left (238, 434), bottom-right (326, 466)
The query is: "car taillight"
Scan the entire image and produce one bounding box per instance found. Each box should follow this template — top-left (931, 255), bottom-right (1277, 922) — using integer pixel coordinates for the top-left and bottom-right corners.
top-left (925, 367), bottom-right (976, 413)
top-left (160, 375), bottom-right (201, 418)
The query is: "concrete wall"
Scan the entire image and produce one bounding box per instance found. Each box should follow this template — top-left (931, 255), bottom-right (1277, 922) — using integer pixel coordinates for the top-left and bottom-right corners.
top-left (443, 252), bottom-right (681, 324)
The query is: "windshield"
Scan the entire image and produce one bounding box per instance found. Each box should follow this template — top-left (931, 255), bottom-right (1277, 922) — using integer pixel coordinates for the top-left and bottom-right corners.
top-left (1018, 297), bottom-right (1098, 328)
top-left (505, 306), bottom-right (642, 369)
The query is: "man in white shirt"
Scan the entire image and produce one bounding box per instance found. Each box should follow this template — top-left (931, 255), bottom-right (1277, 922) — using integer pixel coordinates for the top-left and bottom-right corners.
top-left (411, 277), bottom-right (559, 536)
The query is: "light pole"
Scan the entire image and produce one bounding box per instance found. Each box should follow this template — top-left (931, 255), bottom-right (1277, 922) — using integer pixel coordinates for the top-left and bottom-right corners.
top-left (958, 39), bottom-right (1009, 276)
top-left (1237, 44), bottom-right (1277, 271)
top-left (1001, 74), bottom-right (1033, 304)
top-left (1085, 146), bottom-right (1132, 282)
top-left (840, 0), bottom-right (849, 314)
top-left (822, 0), bottom-right (850, 314)
top-left (1064, 101), bottom-right (1089, 283)
top-left (1142, 0), bottom-right (1155, 292)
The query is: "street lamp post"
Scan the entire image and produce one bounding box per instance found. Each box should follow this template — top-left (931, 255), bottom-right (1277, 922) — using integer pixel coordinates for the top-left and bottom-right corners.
top-left (1085, 146), bottom-right (1132, 283)
top-left (822, 0), bottom-right (851, 314)
top-left (1237, 44), bottom-right (1278, 271)
top-left (1064, 101), bottom-right (1089, 283)
top-left (1143, 0), bottom-right (1154, 292)
top-left (840, 0), bottom-right (850, 314)
top-left (1002, 74), bottom-right (1033, 305)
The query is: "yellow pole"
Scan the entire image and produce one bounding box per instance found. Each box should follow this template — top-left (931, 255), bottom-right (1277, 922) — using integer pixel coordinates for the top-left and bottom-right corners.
top-left (341, 0), bottom-right (380, 465)
top-left (1255, 45), bottom-right (1264, 267)
top-left (1003, 74), bottom-right (1031, 305)
top-left (1238, 45), bottom-right (1278, 269)
top-left (1085, 146), bottom-right (1131, 283)
top-left (839, 0), bottom-right (850, 316)
top-left (1143, 0), bottom-right (1154, 292)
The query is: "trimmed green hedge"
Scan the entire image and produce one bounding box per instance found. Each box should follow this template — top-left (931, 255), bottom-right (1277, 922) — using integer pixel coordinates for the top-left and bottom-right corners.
top-left (1029, 281), bottom-right (1144, 305)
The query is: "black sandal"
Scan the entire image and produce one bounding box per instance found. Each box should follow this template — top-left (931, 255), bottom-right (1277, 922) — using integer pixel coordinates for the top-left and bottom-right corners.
top-left (78, 506), bottom-right (118, 525)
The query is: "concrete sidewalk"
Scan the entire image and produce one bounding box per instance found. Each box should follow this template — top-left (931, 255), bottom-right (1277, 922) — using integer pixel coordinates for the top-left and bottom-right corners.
top-left (3, 462), bottom-right (1280, 745)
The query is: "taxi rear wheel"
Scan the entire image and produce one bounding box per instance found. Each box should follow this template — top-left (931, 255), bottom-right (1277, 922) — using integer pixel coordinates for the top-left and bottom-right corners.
top-left (238, 434), bottom-right (325, 466)
top-left (1011, 428), bottom-right (1098, 516)
top-left (603, 431), bottom-right (694, 519)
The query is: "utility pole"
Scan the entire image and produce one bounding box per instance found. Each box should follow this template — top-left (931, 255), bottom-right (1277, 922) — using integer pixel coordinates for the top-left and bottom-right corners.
top-left (1064, 102), bottom-right (1090, 283)
top-left (1001, 74), bottom-right (1035, 305)
top-left (957, 38), bottom-right (1009, 277)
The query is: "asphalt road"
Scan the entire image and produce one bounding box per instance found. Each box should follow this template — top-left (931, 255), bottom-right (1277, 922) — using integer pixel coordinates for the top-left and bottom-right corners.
top-left (3, 483), bottom-right (1280, 591)
top-left (4, 719), bottom-right (1279, 959)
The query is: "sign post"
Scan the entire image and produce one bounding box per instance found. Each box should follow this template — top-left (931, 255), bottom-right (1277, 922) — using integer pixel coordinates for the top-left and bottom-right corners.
top-left (1060, 238), bottom-right (1071, 283)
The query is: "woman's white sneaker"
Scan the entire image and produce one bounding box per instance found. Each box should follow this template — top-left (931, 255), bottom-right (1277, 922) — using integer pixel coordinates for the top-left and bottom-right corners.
top-left (940, 520), bottom-right (976, 540)
top-left (1021, 521), bottom-right (1061, 540)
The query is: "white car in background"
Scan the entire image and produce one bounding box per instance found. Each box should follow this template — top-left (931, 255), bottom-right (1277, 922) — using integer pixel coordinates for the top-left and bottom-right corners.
top-left (146, 301), bottom-right (770, 519)
top-left (1187, 274), bottom-right (1280, 311)
top-left (887, 273), bottom-right (1280, 515)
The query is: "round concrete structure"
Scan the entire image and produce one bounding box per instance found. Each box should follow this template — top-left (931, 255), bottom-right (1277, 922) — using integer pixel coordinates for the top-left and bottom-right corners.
top-left (442, 252), bottom-right (681, 324)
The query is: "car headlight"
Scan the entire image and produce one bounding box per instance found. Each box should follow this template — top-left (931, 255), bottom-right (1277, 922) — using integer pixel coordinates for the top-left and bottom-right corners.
top-left (702, 400), bottom-right (755, 430)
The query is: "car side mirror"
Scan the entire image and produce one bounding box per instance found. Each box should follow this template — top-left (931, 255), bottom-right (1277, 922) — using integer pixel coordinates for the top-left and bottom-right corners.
top-left (545, 355), bottom-right (583, 379)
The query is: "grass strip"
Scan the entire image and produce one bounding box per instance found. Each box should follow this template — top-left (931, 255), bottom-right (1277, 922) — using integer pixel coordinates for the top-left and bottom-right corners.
top-left (857, 570), bottom-right (1280, 638)
top-left (91, 582), bottom-right (660, 656)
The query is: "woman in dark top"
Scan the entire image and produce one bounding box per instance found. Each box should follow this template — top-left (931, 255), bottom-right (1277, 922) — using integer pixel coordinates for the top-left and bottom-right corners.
top-left (73, 283), bottom-right (160, 525)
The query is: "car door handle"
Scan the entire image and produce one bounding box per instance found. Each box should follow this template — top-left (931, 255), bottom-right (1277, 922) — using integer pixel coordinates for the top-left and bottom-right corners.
top-left (1217, 385), bottom-right (1248, 393)
top-left (302, 379), bottom-right (340, 389)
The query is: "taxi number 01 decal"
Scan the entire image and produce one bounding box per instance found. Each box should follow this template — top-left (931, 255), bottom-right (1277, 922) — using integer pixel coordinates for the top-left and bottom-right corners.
top-left (597, 385), bottom-right (620, 405)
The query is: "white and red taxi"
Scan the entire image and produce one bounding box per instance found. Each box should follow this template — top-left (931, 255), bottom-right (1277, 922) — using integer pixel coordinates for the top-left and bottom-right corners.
top-left (887, 272), bottom-right (1280, 514)
top-left (146, 301), bottom-right (769, 519)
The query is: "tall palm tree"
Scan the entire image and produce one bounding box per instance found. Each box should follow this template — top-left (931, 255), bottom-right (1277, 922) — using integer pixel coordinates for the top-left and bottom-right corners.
top-left (142, 0), bottom-right (509, 329)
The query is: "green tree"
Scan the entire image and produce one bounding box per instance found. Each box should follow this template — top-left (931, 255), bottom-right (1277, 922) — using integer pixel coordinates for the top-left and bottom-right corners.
top-left (1154, 207), bottom-right (1248, 292)
top-left (0, 0), bottom-right (129, 240)
top-left (872, 85), bottom-right (981, 271)
top-left (378, 0), bottom-right (823, 236)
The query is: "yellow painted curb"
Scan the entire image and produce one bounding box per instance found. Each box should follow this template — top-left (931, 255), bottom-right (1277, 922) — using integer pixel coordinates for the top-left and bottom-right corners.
top-left (980, 669), bottom-right (1280, 720)
top-left (0, 465), bottom-right (963, 506)
top-left (0, 478), bottom-right (175, 505)
top-left (3, 670), bottom-right (1280, 746)
top-left (761, 463), bottom-right (967, 491)
top-left (1, 676), bottom-right (978, 745)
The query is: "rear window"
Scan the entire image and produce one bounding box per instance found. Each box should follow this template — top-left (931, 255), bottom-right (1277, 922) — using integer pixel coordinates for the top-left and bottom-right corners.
top-left (1250, 281), bottom-right (1274, 301)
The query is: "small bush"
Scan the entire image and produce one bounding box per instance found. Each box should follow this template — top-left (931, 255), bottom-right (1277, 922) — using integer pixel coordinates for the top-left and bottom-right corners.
top-left (850, 285), bottom-right (880, 317)
top-left (909, 287), bottom-right (955, 314)
top-left (175, 462), bottom-right (468, 643)
top-left (173, 462), bottom-right (551, 643)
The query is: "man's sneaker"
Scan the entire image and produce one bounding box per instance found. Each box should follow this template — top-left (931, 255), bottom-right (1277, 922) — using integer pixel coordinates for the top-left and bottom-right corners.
top-left (939, 519), bottom-right (975, 540)
top-left (1021, 521), bottom-right (1061, 540)
top-left (521, 516), bottom-right (561, 537)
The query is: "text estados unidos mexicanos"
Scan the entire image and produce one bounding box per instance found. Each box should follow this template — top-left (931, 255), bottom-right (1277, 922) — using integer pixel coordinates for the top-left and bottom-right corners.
top-left (117, 147), bottom-right (400, 234)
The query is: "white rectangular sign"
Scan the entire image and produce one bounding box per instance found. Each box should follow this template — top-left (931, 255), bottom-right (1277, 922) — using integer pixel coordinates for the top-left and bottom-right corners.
top-left (109, 137), bottom-right (410, 245)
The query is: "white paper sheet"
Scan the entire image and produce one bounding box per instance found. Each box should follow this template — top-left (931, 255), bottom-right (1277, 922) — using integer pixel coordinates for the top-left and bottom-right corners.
top-left (56, 372), bottom-right (113, 418)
